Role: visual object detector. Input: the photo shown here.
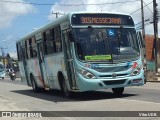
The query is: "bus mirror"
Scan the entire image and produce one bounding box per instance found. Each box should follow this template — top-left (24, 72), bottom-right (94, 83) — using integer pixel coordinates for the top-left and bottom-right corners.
top-left (68, 32), bottom-right (75, 42)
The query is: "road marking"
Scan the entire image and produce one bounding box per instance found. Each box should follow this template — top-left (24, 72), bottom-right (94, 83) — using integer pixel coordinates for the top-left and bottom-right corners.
top-left (62, 117), bottom-right (76, 120)
top-left (119, 98), bottom-right (160, 105)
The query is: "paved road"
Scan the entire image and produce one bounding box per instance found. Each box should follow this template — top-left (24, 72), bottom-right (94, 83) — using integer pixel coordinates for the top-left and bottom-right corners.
top-left (0, 78), bottom-right (160, 120)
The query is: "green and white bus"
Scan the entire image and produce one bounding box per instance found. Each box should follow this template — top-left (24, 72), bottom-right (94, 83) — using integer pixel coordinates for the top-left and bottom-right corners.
top-left (16, 12), bottom-right (145, 97)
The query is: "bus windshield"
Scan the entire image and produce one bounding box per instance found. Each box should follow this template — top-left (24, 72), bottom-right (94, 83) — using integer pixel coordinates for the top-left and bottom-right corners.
top-left (73, 28), bottom-right (140, 62)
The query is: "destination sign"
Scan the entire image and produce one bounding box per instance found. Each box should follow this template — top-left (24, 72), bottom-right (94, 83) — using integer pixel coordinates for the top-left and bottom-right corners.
top-left (81, 17), bottom-right (121, 24)
top-left (71, 14), bottom-right (134, 26)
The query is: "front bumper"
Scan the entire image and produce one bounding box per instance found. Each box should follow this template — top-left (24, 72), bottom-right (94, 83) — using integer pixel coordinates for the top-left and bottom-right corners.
top-left (76, 71), bottom-right (144, 92)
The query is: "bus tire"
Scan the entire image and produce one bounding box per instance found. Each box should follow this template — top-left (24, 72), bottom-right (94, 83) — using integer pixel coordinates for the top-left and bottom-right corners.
top-left (112, 87), bottom-right (124, 96)
top-left (31, 75), bottom-right (41, 93)
top-left (62, 79), bottom-right (72, 98)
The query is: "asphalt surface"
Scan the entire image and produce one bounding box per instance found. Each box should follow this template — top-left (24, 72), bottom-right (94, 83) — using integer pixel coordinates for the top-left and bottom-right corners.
top-left (0, 77), bottom-right (160, 120)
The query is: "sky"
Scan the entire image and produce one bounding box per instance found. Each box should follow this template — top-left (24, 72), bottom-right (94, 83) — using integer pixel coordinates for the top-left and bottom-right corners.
top-left (0, 0), bottom-right (159, 58)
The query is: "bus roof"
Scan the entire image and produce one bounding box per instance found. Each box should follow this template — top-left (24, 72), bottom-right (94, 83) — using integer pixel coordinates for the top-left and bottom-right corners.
top-left (68, 11), bottom-right (130, 15)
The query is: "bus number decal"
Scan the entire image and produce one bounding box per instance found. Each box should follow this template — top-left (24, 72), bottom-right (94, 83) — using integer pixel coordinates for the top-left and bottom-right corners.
top-left (84, 63), bottom-right (99, 69)
top-left (91, 64), bottom-right (99, 69)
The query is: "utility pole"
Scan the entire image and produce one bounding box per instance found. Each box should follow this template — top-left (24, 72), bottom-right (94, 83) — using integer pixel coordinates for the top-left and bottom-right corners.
top-left (140, 0), bottom-right (146, 67)
top-left (52, 12), bottom-right (65, 18)
top-left (141, 0), bottom-right (145, 42)
top-left (52, 12), bottom-right (59, 18)
top-left (153, 0), bottom-right (159, 73)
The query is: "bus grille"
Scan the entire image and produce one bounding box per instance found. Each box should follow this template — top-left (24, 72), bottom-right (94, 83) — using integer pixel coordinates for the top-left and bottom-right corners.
top-left (94, 66), bottom-right (132, 72)
top-left (103, 79), bottom-right (126, 85)
top-left (99, 74), bottom-right (128, 78)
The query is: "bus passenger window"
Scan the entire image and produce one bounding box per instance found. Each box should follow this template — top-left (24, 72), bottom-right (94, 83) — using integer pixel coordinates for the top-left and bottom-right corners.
top-left (54, 26), bottom-right (62, 53)
top-left (24, 40), bottom-right (28, 59)
top-left (29, 39), bottom-right (34, 58)
top-left (43, 30), bottom-right (54, 55)
top-left (51, 28), bottom-right (56, 53)
top-left (31, 37), bottom-right (37, 58)
top-left (43, 32), bottom-right (48, 55)
top-left (16, 43), bottom-right (22, 61)
top-left (25, 40), bottom-right (30, 59)
top-left (46, 30), bottom-right (54, 54)
top-left (22, 47), bottom-right (27, 60)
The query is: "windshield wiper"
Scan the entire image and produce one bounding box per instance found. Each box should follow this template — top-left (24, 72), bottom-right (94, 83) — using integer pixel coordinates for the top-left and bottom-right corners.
top-left (88, 26), bottom-right (94, 32)
top-left (88, 26), bottom-right (103, 40)
top-left (88, 26), bottom-right (99, 36)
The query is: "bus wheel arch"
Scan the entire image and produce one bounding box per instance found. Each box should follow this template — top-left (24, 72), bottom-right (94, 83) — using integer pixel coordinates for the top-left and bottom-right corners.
top-left (57, 71), bottom-right (72, 98)
top-left (58, 72), bottom-right (64, 90)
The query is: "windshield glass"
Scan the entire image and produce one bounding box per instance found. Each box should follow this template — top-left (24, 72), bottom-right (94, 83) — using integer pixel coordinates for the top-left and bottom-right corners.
top-left (73, 28), bottom-right (140, 62)
top-left (0, 64), bottom-right (4, 72)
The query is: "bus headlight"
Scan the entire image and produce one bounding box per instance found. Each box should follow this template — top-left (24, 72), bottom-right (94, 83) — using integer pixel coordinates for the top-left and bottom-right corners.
top-left (77, 69), bottom-right (96, 79)
top-left (131, 65), bottom-right (142, 76)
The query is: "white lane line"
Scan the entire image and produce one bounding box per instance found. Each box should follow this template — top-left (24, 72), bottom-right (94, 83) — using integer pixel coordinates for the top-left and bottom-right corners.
top-left (119, 98), bottom-right (160, 105)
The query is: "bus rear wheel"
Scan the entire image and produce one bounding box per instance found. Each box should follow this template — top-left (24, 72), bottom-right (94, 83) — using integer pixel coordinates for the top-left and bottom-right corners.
top-left (112, 87), bottom-right (124, 96)
top-left (31, 76), bottom-right (41, 93)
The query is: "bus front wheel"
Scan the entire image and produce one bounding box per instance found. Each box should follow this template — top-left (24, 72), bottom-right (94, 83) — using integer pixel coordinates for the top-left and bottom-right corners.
top-left (62, 80), bottom-right (73, 98)
top-left (112, 87), bottom-right (124, 96)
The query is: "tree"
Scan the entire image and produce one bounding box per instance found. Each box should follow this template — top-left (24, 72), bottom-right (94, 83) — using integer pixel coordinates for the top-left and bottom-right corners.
top-left (5, 53), bottom-right (12, 68)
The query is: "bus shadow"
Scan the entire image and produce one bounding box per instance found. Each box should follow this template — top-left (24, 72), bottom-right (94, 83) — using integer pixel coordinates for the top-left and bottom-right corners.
top-left (72, 91), bottom-right (137, 101)
top-left (11, 89), bottom-right (72, 103)
top-left (11, 89), bottom-right (138, 102)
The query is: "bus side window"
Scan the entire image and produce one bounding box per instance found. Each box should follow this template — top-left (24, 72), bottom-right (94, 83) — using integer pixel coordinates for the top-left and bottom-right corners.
top-left (43, 32), bottom-right (48, 55)
top-left (29, 38), bottom-right (34, 58)
top-left (43, 30), bottom-right (54, 55)
top-left (16, 43), bottom-right (19, 60)
top-left (22, 47), bottom-right (27, 60)
top-left (25, 39), bottom-right (30, 59)
top-left (24, 40), bottom-right (28, 59)
top-left (54, 26), bottom-right (62, 53)
top-left (31, 37), bottom-right (37, 58)
top-left (16, 43), bottom-right (22, 61)
top-left (46, 30), bottom-right (54, 54)
top-left (51, 28), bottom-right (56, 53)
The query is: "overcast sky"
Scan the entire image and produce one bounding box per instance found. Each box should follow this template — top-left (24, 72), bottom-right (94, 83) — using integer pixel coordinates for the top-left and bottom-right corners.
top-left (0, 0), bottom-right (159, 57)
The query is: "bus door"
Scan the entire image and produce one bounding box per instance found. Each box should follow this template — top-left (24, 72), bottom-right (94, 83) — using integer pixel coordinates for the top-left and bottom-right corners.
top-left (37, 41), bottom-right (49, 88)
top-left (62, 29), bottom-right (77, 90)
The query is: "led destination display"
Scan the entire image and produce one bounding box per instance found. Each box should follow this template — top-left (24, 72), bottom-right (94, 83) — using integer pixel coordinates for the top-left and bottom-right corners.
top-left (72, 13), bottom-right (134, 26)
top-left (81, 17), bottom-right (121, 24)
